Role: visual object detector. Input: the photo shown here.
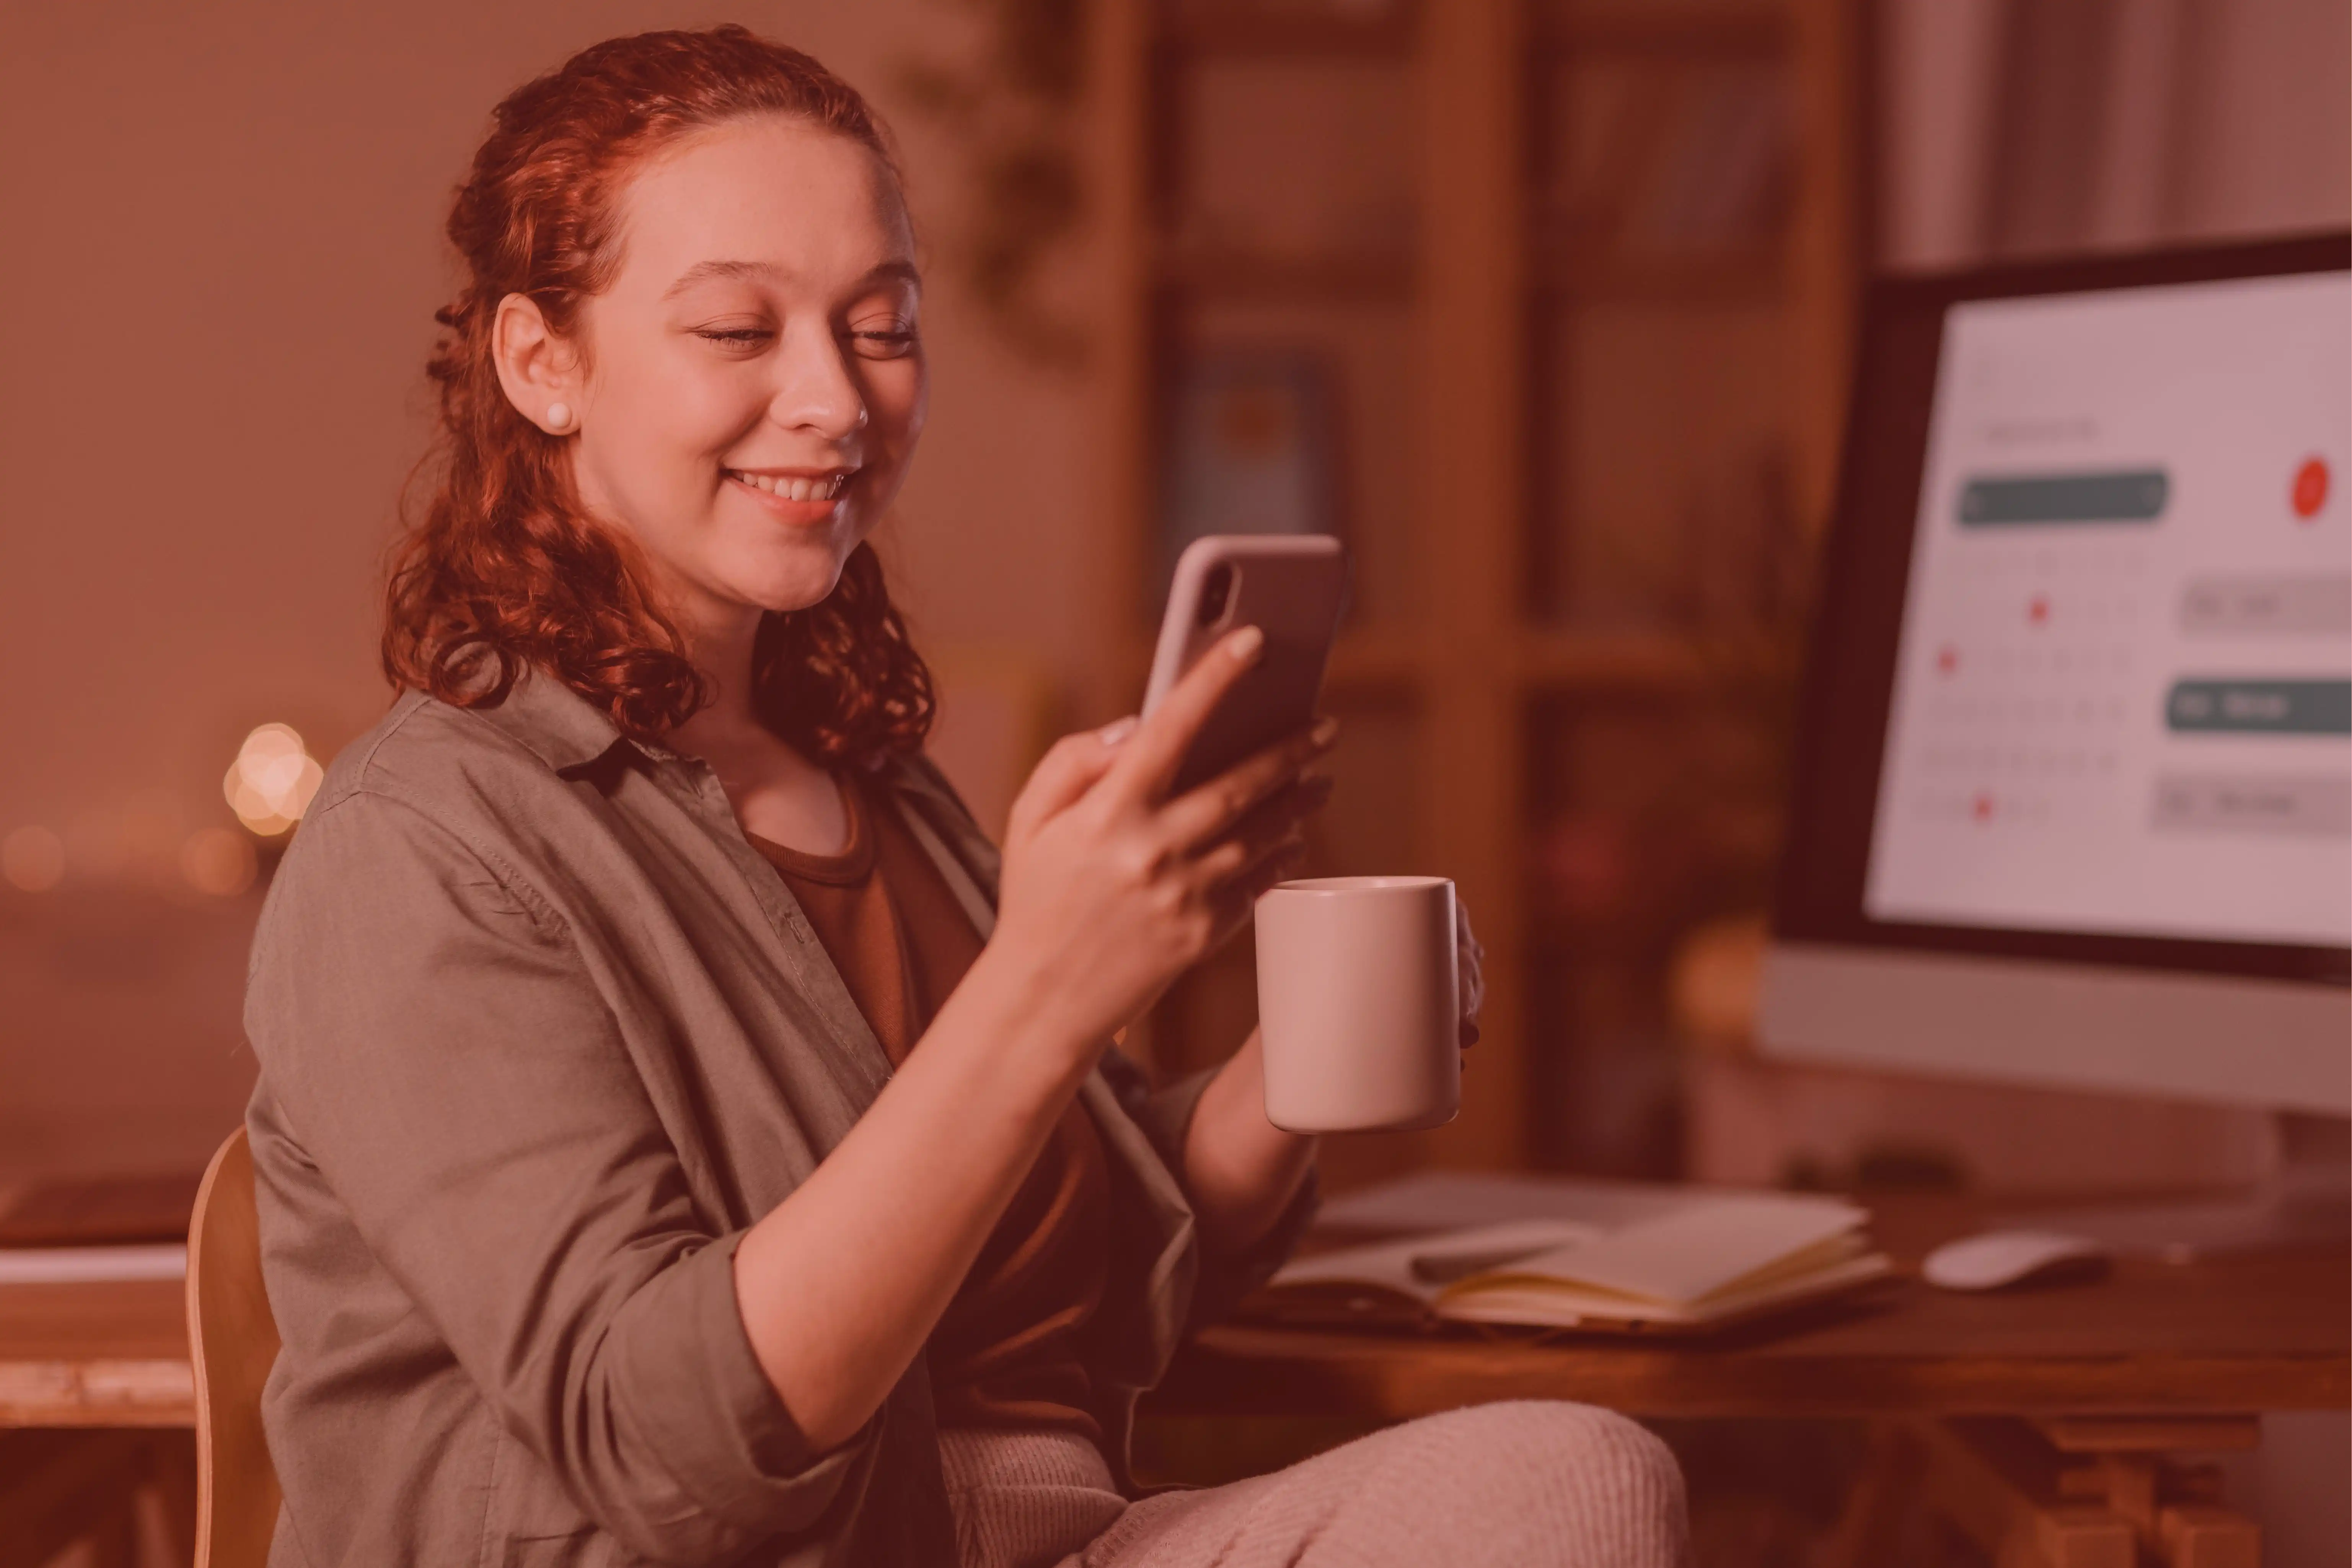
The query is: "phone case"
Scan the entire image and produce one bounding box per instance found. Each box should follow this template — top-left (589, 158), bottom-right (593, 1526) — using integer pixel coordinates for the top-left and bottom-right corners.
top-left (1143, 534), bottom-right (1350, 795)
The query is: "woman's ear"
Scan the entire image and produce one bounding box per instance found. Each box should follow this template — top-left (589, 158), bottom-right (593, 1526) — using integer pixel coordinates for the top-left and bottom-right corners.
top-left (491, 293), bottom-right (582, 433)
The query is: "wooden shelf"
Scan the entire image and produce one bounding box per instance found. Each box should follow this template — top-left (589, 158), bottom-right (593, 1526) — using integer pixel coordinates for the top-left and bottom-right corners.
top-left (1531, 249), bottom-right (1790, 303)
top-left (1324, 627), bottom-right (1801, 695)
top-left (1098, 0), bottom-right (1860, 1171)
top-left (1324, 630), bottom-right (1423, 691)
top-left (1518, 628), bottom-right (1800, 692)
top-left (1537, 5), bottom-right (1791, 56)
top-left (1516, 628), bottom-right (1710, 689)
top-left (1159, 9), bottom-right (1415, 59)
top-left (1156, 246), bottom-right (1417, 304)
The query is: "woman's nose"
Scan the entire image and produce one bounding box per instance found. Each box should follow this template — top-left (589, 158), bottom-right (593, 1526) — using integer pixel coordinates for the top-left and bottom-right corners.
top-left (767, 322), bottom-right (868, 440)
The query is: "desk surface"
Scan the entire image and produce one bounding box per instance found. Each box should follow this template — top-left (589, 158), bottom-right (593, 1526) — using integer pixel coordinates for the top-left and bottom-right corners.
top-left (0, 1278), bottom-right (191, 1427)
top-left (1149, 1196), bottom-right (2349, 1421)
top-left (3, 1195), bottom-right (2344, 1430)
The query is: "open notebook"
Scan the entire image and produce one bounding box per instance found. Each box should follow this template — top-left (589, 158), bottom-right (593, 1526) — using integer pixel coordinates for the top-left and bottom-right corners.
top-left (1248, 1181), bottom-right (1891, 1335)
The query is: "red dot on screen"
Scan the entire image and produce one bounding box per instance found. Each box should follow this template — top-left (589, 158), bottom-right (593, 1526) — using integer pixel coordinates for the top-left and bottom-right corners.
top-left (2028, 596), bottom-right (2050, 626)
top-left (1937, 645), bottom-right (1959, 675)
top-left (1972, 793), bottom-right (1994, 822)
top-left (2292, 458), bottom-right (2329, 519)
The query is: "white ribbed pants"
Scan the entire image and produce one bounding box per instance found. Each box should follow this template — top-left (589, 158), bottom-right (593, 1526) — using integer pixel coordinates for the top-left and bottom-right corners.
top-left (939, 1402), bottom-right (1690, 1568)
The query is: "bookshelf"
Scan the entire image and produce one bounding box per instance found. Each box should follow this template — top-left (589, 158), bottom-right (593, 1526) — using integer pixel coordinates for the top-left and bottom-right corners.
top-left (1092, 0), bottom-right (1862, 1180)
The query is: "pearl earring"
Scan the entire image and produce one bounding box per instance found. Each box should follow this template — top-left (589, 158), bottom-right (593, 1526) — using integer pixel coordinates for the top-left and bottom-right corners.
top-left (545, 402), bottom-right (574, 433)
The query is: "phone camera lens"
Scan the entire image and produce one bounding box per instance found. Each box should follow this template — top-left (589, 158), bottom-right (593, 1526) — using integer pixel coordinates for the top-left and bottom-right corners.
top-left (1197, 564), bottom-right (1235, 627)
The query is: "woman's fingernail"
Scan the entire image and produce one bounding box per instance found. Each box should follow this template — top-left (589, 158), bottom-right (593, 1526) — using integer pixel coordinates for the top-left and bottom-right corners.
top-left (1227, 625), bottom-right (1265, 662)
top-left (1098, 716), bottom-right (1138, 746)
top-left (1310, 715), bottom-right (1339, 746)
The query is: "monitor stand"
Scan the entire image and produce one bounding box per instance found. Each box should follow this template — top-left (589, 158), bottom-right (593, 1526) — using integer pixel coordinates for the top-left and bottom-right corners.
top-left (2012, 1112), bottom-right (2351, 1261)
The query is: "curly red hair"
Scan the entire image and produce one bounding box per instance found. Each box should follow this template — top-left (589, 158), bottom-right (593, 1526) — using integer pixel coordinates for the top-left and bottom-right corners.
top-left (382, 26), bottom-right (934, 761)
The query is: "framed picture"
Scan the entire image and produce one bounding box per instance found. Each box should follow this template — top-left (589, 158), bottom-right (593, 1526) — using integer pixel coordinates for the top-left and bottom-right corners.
top-left (1157, 347), bottom-right (1345, 601)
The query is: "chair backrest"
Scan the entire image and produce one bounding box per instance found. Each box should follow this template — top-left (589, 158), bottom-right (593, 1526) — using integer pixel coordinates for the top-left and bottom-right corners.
top-left (186, 1127), bottom-right (281, 1568)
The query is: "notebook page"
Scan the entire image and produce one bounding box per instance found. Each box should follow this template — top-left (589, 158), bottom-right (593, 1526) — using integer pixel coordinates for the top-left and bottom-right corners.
top-left (1269, 1218), bottom-right (1601, 1301)
top-left (1439, 1250), bottom-right (1894, 1330)
top-left (1454, 1195), bottom-right (1865, 1307)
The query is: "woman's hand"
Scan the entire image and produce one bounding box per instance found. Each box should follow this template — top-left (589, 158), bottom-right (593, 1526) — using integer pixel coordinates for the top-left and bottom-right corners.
top-left (983, 625), bottom-right (1337, 1065)
top-left (1456, 897), bottom-right (1486, 1049)
top-left (731, 627), bottom-right (1332, 1452)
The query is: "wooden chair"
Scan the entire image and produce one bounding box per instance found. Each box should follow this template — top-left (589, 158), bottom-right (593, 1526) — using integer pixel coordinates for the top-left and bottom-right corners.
top-left (187, 1127), bottom-right (281, 1568)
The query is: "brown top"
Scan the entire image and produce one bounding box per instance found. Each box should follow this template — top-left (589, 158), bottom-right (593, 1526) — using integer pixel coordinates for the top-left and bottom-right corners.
top-left (750, 776), bottom-right (1112, 1441)
top-left (240, 671), bottom-right (1317, 1568)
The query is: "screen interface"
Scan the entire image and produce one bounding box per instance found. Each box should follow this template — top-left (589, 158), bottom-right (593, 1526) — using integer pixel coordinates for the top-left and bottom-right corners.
top-left (1865, 272), bottom-right (2351, 948)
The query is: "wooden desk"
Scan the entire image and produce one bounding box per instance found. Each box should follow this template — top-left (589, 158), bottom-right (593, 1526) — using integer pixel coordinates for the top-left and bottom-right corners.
top-left (1146, 1195), bottom-right (2349, 1568)
top-left (1149, 1249), bottom-right (2346, 1423)
top-left (0, 1279), bottom-right (195, 1567)
top-left (5, 1198), bottom-right (2343, 1565)
top-left (6, 1202), bottom-right (2344, 1430)
top-left (0, 1280), bottom-right (192, 1429)
top-left (0, 1170), bottom-right (202, 1428)
top-left (1150, 1194), bottom-right (2347, 1421)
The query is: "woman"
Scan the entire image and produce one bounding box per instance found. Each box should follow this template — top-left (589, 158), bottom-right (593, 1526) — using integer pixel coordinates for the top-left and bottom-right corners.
top-left (245, 26), bottom-right (1687, 1568)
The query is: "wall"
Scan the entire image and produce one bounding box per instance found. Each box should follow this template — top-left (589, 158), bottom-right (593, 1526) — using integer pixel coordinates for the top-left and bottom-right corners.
top-left (1878, 0), bottom-right (2350, 268)
top-left (0, 2), bottom-right (1107, 1174)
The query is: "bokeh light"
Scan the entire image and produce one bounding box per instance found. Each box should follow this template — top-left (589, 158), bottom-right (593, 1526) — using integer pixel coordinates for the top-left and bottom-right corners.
top-left (2, 826), bottom-right (67, 892)
top-left (224, 723), bottom-right (324, 836)
top-left (180, 826), bottom-right (259, 897)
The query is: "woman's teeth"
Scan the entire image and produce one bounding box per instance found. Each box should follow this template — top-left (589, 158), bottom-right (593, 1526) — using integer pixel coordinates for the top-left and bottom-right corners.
top-left (728, 471), bottom-right (847, 502)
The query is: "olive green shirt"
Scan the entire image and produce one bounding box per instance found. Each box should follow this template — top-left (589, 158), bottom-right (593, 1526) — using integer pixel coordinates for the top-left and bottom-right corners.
top-left (243, 670), bottom-right (1309, 1568)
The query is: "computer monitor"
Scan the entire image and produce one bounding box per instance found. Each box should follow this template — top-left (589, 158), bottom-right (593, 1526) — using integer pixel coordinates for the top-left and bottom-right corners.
top-left (1762, 234), bottom-right (2350, 1117)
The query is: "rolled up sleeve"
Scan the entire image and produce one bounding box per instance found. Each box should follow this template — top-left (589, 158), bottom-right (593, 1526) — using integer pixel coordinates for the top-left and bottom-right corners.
top-left (1099, 1050), bottom-right (1319, 1327)
top-left (246, 789), bottom-right (866, 1563)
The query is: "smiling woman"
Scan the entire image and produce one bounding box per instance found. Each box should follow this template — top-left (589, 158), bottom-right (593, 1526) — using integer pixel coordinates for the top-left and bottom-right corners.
top-left (381, 28), bottom-right (933, 768)
top-left (244, 24), bottom-right (1669, 1568)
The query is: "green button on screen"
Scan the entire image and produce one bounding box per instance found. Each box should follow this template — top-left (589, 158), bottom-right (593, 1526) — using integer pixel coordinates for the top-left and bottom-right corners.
top-left (2166, 679), bottom-right (2352, 735)
top-left (1959, 470), bottom-right (2170, 526)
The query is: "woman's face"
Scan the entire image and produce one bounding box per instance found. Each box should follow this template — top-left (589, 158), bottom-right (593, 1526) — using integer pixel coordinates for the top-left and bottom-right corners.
top-left (544, 116), bottom-right (926, 633)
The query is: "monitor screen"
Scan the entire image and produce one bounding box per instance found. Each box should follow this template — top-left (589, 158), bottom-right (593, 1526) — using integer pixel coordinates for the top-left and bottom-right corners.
top-left (1774, 236), bottom-right (2352, 988)
top-left (1866, 273), bottom-right (2349, 948)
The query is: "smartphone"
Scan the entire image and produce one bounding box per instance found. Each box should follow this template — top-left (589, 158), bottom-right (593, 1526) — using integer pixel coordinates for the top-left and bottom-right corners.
top-left (1142, 534), bottom-right (1350, 796)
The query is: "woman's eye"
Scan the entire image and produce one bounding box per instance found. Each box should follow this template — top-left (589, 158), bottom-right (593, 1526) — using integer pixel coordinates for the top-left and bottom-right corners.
top-left (696, 327), bottom-right (773, 349)
top-left (848, 326), bottom-right (918, 359)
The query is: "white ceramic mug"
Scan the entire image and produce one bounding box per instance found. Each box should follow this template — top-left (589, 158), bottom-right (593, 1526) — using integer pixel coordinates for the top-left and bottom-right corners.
top-left (1254, 876), bottom-right (1460, 1133)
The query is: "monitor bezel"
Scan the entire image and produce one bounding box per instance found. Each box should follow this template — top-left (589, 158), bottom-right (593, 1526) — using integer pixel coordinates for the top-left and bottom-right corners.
top-left (1773, 231), bottom-right (2352, 990)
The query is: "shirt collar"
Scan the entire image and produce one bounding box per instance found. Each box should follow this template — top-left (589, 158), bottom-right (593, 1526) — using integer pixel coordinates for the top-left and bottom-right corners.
top-left (468, 664), bottom-right (649, 775)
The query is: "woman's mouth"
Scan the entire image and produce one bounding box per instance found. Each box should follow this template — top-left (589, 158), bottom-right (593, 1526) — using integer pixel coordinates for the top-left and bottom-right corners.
top-left (725, 469), bottom-right (852, 503)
